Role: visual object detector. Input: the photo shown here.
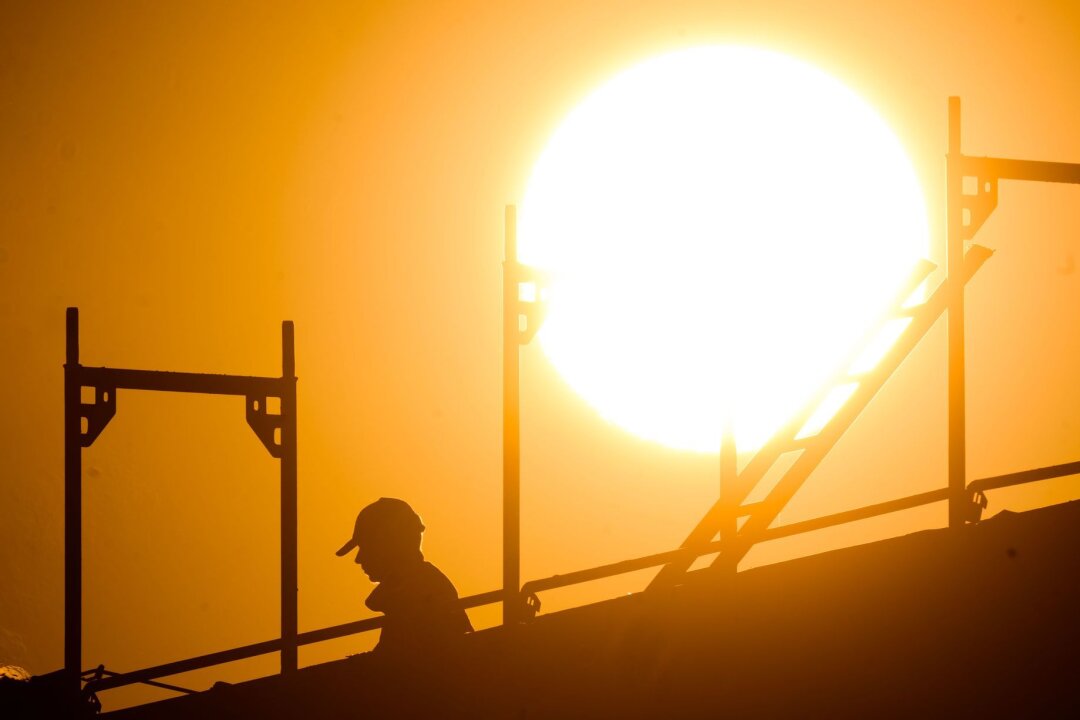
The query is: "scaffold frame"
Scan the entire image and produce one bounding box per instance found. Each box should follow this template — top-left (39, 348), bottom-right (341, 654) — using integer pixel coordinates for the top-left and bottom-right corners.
top-left (77, 97), bottom-right (1080, 706)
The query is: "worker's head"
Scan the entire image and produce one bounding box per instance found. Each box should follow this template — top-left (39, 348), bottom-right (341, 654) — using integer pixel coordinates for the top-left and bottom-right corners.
top-left (336, 498), bottom-right (425, 582)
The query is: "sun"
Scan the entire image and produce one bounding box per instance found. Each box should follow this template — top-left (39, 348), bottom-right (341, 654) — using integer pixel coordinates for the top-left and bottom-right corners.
top-left (518, 46), bottom-right (929, 453)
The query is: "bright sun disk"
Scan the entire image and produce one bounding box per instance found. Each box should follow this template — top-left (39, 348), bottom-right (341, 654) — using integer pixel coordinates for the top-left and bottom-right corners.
top-left (519, 46), bottom-right (930, 453)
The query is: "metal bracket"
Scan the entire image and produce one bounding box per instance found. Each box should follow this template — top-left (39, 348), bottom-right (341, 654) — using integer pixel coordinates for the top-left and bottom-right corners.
top-left (246, 395), bottom-right (283, 458)
top-left (80, 665), bottom-right (105, 713)
top-left (965, 489), bottom-right (989, 523)
top-left (959, 172), bottom-right (999, 240)
top-left (79, 386), bottom-right (116, 447)
top-left (522, 591), bottom-right (541, 621)
top-left (84, 664), bottom-right (106, 684)
top-left (514, 264), bottom-right (549, 345)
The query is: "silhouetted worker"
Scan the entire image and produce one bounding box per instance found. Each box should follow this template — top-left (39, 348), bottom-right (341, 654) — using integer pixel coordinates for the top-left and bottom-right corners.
top-left (336, 498), bottom-right (472, 658)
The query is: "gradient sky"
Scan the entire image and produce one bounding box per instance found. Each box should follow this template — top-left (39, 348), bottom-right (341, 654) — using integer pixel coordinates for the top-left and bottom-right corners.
top-left (1, 1), bottom-right (1078, 710)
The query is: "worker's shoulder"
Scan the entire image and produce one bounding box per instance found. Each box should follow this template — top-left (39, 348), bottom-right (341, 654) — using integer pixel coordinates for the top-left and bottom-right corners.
top-left (415, 560), bottom-right (460, 597)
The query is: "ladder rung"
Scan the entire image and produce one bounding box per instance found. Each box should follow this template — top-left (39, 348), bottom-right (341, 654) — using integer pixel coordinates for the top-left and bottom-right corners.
top-left (892, 305), bottom-right (921, 318)
top-left (784, 435), bottom-right (815, 450)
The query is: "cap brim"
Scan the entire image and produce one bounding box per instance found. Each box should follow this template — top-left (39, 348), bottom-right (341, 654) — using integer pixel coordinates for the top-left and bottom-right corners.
top-left (335, 538), bottom-right (358, 557)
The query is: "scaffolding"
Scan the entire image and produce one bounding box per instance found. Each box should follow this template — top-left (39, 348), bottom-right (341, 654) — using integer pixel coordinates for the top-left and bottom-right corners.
top-left (64, 310), bottom-right (298, 690)
top-left (74, 97), bottom-right (1080, 706)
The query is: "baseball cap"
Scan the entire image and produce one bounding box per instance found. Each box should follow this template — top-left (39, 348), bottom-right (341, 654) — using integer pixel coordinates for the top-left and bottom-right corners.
top-left (335, 497), bottom-right (425, 556)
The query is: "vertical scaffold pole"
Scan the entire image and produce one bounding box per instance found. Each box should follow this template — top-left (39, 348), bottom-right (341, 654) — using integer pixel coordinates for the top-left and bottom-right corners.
top-left (718, 423), bottom-right (737, 573)
top-left (946, 96), bottom-right (966, 528)
top-left (64, 308), bottom-right (82, 686)
top-left (281, 321), bottom-right (298, 673)
top-left (503, 205), bottom-right (521, 624)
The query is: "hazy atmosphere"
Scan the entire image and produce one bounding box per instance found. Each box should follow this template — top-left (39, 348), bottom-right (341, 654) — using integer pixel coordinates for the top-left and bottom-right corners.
top-left (1, 1), bottom-right (1078, 710)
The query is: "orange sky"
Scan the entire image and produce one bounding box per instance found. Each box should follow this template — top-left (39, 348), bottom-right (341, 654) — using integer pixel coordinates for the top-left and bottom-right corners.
top-left (1, 0), bottom-right (1078, 710)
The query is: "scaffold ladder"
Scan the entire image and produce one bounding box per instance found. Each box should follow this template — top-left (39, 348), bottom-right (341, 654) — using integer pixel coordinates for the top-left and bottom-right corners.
top-left (650, 244), bottom-right (994, 588)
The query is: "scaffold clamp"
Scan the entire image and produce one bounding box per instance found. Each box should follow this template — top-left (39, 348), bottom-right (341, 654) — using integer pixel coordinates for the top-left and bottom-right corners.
top-left (246, 395), bottom-right (284, 458)
top-left (79, 384), bottom-right (116, 447)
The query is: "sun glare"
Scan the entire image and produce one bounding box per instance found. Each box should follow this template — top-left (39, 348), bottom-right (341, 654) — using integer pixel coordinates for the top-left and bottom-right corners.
top-left (519, 46), bottom-right (929, 453)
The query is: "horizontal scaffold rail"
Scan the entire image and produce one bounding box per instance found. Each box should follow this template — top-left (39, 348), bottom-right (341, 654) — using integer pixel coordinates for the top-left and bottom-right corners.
top-left (959, 156), bottom-right (1080, 183)
top-left (73, 366), bottom-right (290, 397)
top-left (85, 590), bottom-right (504, 694)
top-left (968, 460), bottom-right (1080, 494)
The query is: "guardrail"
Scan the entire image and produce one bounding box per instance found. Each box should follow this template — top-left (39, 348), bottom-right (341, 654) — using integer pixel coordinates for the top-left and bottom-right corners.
top-left (83, 460), bottom-right (1078, 699)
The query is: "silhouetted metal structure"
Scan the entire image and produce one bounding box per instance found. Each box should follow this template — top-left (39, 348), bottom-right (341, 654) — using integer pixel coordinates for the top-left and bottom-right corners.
top-left (64, 309), bottom-right (299, 690)
top-left (75, 97), bottom-right (1080, 709)
top-left (502, 205), bottom-right (549, 623)
top-left (520, 96), bottom-right (1080, 599)
top-left (944, 97), bottom-right (1080, 528)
